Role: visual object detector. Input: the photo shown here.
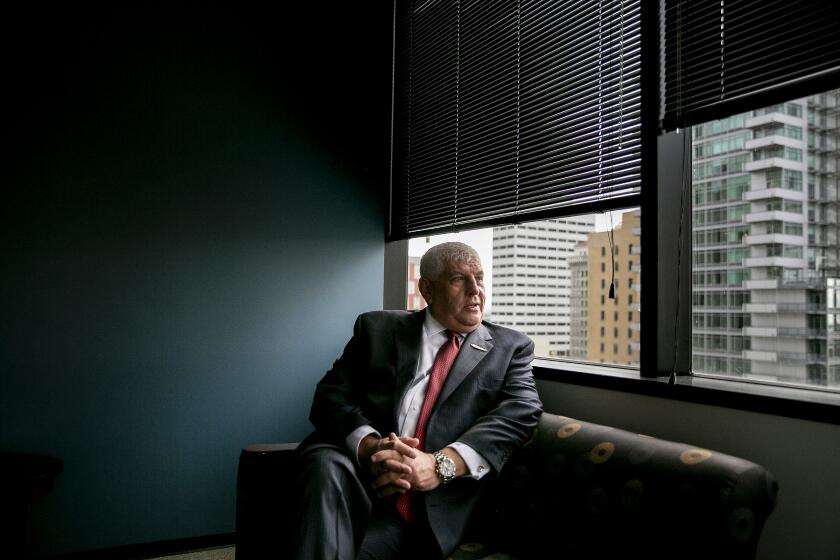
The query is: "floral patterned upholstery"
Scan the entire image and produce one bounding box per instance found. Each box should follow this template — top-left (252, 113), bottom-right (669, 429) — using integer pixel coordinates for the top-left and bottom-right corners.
top-left (452, 413), bottom-right (779, 560)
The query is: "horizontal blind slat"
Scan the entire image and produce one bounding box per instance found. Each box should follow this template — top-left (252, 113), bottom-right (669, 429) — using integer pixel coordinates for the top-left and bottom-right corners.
top-left (391, 0), bottom-right (643, 238)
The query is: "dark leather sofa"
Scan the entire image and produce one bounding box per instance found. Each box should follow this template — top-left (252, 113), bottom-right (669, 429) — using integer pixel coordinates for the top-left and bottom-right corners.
top-left (235, 412), bottom-right (778, 560)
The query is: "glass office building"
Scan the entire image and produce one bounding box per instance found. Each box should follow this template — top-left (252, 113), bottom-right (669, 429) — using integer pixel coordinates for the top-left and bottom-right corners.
top-left (692, 91), bottom-right (840, 388)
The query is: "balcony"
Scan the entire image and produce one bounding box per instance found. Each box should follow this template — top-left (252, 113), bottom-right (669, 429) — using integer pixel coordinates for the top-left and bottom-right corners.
top-left (744, 112), bottom-right (801, 128)
top-left (775, 302), bottom-right (810, 313)
top-left (743, 279), bottom-right (779, 290)
top-left (743, 256), bottom-right (805, 268)
top-left (744, 210), bottom-right (805, 223)
top-left (743, 187), bottom-right (804, 202)
top-left (745, 135), bottom-right (801, 150)
top-left (743, 326), bottom-right (823, 338)
top-left (692, 327), bottom-right (744, 336)
top-left (743, 326), bottom-right (777, 337)
top-left (777, 327), bottom-right (825, 338)
top-left (743, 303), bottom-right (777, 313)
top-left (744, 157), bottom-right (803, 173)
top-left (777, 352), bottom-right (825, 365)
top-left (743, 233), bottom-right (804, 245)
top-left (743, 349), bottom-right (778, 362)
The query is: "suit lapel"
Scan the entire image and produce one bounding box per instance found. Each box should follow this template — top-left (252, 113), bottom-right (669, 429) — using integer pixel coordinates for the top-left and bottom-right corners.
top-left (392, 309), bottom-right (425, 424)
top-left (435, 323), bottom-right (494, 410)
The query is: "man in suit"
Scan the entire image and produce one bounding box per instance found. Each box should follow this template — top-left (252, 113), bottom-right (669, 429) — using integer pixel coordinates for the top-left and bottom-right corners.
top-left (293, 242), bottom-right (542, 559)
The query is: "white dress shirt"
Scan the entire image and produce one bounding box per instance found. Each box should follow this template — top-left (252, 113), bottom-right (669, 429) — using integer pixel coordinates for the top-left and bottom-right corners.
top-left (346, 311), bottom-right (491, 480)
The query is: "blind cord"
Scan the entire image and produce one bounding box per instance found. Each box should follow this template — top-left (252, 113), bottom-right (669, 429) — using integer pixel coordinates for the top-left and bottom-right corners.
top-left (608, 211), bottom-right (616, 299)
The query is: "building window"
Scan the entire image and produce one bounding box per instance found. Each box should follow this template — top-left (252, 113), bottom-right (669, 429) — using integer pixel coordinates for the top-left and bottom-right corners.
top-left (690, 89), bottom-right (840, 390)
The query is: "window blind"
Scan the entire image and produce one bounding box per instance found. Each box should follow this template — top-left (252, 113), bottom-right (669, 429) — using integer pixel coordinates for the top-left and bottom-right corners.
top-left (662, 0), bottom-right (840, 130)
top-left (390, 0), bottom-right (642, 240)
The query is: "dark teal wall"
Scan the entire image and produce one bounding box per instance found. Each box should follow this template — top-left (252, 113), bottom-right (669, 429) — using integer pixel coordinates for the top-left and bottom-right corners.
top-left (1, 4), bottom-right (391, 556)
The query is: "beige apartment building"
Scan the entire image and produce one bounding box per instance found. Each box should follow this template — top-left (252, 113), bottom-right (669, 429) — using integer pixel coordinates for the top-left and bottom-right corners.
top-left (582, 210), bottom-right (642, 365)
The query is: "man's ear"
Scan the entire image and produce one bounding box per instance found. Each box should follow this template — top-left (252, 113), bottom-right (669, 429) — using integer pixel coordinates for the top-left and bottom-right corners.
top-left (418, 277), bottom-right (432, 304)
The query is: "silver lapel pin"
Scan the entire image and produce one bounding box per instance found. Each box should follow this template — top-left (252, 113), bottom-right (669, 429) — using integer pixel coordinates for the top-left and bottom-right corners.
top-left (470, 343), bottom-right (489, 352)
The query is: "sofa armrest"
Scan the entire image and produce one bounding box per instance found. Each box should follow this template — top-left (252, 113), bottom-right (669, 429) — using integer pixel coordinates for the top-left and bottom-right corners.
top-left (235, 443), bottom-right (299, 560)
top-left (490, 413), bottom-right (778, 560)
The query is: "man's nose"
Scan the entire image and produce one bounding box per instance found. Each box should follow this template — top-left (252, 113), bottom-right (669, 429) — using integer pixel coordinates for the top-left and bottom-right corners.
top-left (465, 276), bottom-right (479, 294)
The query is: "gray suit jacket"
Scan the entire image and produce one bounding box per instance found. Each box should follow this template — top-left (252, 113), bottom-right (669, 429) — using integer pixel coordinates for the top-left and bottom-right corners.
top-left (303, 309), bottom-right (543, 555)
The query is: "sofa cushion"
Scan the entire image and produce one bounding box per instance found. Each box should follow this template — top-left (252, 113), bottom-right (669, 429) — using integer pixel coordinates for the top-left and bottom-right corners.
top-left (482, 413), bottom-right (778, 560)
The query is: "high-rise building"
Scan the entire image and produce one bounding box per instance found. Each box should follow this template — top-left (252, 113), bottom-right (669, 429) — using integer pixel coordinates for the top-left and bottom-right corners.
top-left (582, 210), bottom-right (641, 365)
top-left (692, 91), bottom-right (840, 386)
top-left (407, 256), bottom-right (425, 311)
top-left (568, 243), bottom-right (589, 360)
top-left (491, 218), bottom-right (594, 357)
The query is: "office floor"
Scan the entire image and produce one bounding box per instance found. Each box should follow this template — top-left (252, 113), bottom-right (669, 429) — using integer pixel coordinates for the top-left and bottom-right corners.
top-left (147, 545), bottom-right (234, 560)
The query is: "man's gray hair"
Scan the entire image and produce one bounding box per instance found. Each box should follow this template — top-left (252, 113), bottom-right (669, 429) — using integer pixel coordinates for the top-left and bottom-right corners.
top-left (420, 242), bottom-right (481, 280)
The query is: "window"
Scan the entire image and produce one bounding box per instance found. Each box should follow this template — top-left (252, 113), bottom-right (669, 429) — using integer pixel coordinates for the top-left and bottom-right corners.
top-left (392, 0), bottom-right (840, 406)
top-left (691, 90), bottom-right (840, 389)
top-left (405, 210), bottom-right (641, 364)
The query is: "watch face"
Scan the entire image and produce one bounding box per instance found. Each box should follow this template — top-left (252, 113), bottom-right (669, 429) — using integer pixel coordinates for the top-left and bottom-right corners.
top-left (436, 453), bottom-right (456, 480)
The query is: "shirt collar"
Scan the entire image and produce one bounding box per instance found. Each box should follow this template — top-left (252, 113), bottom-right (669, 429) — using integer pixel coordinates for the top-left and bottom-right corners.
top-left (424, 309), bottom-right (464, 340)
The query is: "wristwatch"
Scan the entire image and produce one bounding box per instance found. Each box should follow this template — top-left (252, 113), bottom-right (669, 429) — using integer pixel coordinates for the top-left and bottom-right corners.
top-left (433, 451), bottom-right (457, 484)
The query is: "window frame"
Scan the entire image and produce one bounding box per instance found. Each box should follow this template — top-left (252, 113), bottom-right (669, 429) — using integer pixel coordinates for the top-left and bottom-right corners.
top-left (382, 0), bottom-right (840, 424)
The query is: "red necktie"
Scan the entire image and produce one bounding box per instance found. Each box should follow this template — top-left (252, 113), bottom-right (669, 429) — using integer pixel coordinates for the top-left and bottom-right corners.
top-left (396, 330), bottom-right (462, 522)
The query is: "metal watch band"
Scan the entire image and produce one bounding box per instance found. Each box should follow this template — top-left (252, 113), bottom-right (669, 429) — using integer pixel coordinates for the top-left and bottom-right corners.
top-left (433, 451), bottom-right (457, 484)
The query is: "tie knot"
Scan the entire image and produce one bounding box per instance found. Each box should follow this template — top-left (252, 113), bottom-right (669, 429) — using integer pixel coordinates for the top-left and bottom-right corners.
top-left (447, 330), bottom-right (462, 346)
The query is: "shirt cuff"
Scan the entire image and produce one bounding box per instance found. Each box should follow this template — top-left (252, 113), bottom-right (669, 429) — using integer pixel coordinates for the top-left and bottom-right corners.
top-left (347, 425), bottom-right (381, 467)
top-left (448, 442), bottom-right (491, 480)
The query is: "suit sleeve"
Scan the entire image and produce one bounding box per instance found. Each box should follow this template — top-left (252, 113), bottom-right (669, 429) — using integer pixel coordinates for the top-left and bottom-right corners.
top-left (308, 314), bottom-right (376, 446)
top-left (455, 335), bottom-right (542, 474)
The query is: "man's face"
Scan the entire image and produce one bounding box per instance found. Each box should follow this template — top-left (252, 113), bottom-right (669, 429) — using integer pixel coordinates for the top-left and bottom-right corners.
top-left (420, 259), bottom-right (485, 333)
